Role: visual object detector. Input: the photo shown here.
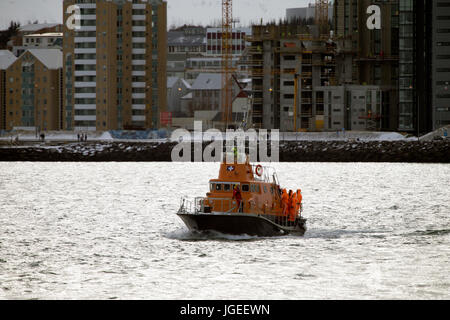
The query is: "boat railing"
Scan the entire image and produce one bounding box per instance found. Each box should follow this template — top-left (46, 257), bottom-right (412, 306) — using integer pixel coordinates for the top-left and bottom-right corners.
top-left (182, 196), bottom-right (303, 228)
top-left (179, 198), bottom-right (195, 214)
top-left (250, 164), bottom-right (279, 184)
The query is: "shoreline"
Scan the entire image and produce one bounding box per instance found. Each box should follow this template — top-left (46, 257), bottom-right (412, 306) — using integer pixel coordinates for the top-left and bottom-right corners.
top-left (0, 140), bottom-right (449, 163)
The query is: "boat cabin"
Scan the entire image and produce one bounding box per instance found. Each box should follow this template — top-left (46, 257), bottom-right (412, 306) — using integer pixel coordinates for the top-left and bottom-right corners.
top-left (203, 154), bottom-right (285, 216)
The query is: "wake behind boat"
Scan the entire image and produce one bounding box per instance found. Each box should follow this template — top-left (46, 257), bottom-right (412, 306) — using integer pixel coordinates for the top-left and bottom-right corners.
top-left (177, 153), bottom-right (306, 237)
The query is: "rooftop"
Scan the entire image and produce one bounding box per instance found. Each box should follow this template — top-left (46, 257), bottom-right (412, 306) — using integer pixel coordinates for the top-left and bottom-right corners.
top-left (23, 49), bottom-right (62, 69)
top-left (168, 31), bottom-right (206, 46)
top-left (24, 33), bottom-right (63, 38)
top-left (0, 50), bottom-right (17, 69)
top-left (19, 23), bottom-right (61, 33)
top-left (191, 73), bottom-right (223, 90)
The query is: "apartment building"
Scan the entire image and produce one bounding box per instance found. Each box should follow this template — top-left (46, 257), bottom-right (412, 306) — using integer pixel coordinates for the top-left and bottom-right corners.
top-left (206, 27), bottom-right (251, 56)
top-left (0, 50), bottom-right (18, 131)
top-left (7, 23), bottom-right (63, 53)
top-left (62, 0), bottom-right (167, 131)
top-left (167, 25), bottom-right (206, 78)
top-left (13, 33), bottom-right (63, 57)
top-left (3, 49), bottom-right (63, 131)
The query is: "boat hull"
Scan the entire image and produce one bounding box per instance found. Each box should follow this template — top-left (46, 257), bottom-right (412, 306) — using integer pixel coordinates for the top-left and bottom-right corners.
top-left (177, 212), bottom-right (306, 237)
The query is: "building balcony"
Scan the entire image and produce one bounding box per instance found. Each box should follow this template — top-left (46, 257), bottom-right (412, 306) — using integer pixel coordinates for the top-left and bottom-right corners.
top-left (74, 82), bottom-right (96, 87)
top-left (74, 105), bottom-right (96, 110)
top-left (132, 37), bottom-right (146, 43)
top-left (80, 15), bottom-right (96, 20)
top-left (74, 93), bottom-right (96, 99)
top-left (131, 26), bottom-right (146, 32)
top-left (74, 59), bottom-right (96, 65)
top-left (74, 115), bottom-right (96, 121)
top-left (77, 3), bottom-right (96, 9)
top-left (74, 37), bottom-right (96, 43)
top-left (132, 104), bottom-right (146, 110)
top-left (132, 15), bottom-right (146, 21)
top-left (132, 116), bottom-right (146, 122)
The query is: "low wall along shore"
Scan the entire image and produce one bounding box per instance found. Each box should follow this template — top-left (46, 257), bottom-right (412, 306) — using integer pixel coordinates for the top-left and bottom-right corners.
top-left (0, 140), bottom-right (449, 163)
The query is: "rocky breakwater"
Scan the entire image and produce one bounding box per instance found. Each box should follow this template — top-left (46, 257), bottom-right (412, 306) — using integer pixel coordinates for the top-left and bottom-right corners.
top-left (0, 140), bottom-right (449, 163)
top-left (279, 140), bottom-right (450, 163)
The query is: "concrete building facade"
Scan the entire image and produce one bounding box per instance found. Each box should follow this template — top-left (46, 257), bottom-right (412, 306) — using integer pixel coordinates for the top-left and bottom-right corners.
top-left (315, 85), bottom-right (384, 132)
top-left (396, 0), bottom-right (450, 133)
top-left (333, 0), bottom-right (399, 131)
top-left (431, 0), bottom-right (450, 130)
top-left (62, 0), bottom-right (167, 131)
top-left (248, 23), bottom-right (336, 131)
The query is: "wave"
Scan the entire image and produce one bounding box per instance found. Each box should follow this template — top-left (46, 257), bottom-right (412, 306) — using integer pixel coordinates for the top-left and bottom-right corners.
top-left (406, 229), bottom-right (450, 237)
top-left (164, 228), bottom-right (271, 242)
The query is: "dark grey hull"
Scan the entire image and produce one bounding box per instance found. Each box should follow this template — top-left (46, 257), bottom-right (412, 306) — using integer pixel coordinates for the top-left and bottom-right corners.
top-left (177, 212), bottom-right (307, 237)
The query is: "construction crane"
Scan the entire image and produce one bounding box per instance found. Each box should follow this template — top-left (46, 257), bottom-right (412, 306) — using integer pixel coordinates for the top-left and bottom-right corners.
top-left (222, 0), bottom-right (233, 128)
top-left (315, 0), bottom-right (330, 36)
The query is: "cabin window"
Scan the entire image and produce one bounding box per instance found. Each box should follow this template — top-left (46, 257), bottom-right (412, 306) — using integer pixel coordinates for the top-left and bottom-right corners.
top-left (242, 184), bottom-right (250, 192)
top-left (210, 183), bottom-right (214, 191)
top-left (256, 185), bottom-right (261, 193)
top-left (270, 187), bottom-right (274, 194)
top-left (215, 184), bottom-right (222, 191)
top-left (263, 186), bottom-right (268, 193)
top-left (250, 184), bottom-right (255, 192)
top-left (224, 184), bottom-right (231, 192)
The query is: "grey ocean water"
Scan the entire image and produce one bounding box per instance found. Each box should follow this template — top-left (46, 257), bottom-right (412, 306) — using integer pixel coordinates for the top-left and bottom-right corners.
top-left (0, 162), bottom-right (449, 300)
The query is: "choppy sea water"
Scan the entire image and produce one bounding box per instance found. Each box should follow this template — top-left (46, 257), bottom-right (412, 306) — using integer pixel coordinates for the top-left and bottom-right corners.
top-left (0, 162), bottom-right (449, 300)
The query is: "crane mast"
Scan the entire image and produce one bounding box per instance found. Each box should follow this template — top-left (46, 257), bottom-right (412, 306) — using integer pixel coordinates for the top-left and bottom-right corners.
top-left (315, 0), bottom-right (330, 36)
top-left (222, 0), bottom-right (233, 128)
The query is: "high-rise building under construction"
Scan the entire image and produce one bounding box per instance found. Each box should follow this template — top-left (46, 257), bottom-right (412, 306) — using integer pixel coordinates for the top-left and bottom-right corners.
top-left (62, 0), bottom-right (167, 131)
top-left (333, 0), bottom-right (400, 131)
top-left (334, 0), bottom-right (450, 133)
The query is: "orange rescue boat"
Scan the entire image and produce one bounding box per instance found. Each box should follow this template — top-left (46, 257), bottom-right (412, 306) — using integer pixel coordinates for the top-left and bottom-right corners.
top-left (177, 153), bottom-right (307, 236)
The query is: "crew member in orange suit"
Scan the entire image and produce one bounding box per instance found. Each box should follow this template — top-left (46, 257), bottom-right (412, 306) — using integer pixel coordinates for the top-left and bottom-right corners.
top-left (288, 190), bottom-right (297, 223)
top-left (233, 185), bottom-right (243, 212)
top-left (296, 189), bottom-right (303, 216)
top-left (281, 189), bottom-right (289, 216)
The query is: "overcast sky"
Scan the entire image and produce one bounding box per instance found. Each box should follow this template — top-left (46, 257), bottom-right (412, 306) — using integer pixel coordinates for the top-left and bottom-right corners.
top-left (0, 0), bottom-right (312, 29)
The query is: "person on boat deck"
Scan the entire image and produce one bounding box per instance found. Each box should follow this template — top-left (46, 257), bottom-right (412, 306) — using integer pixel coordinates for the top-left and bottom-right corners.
top-left (289, 191), bottom-right (298, 223)
top-left (232, 185), bottom-right (243, 212)
top-left (232, 146), bottom-right (238, 162)
top-left (296, 189), bottom-right (303, 215)
top-left (281, 189), bottom-right (289, 216)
